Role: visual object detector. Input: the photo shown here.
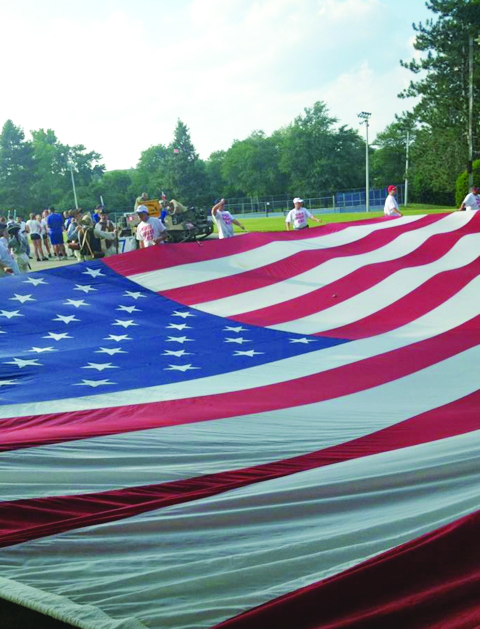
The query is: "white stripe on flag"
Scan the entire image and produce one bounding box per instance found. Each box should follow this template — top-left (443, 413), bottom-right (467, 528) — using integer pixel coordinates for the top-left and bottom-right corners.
top-left (2, 428), bottom-right (480, 629)
top-left (2, 341), bottom-right (480, 502)
top-left (130, 215), bottom-right (428, 292)
top-left (0, 273), bottom-right (479, 420)
top-left (192, 212), bottom-right (475, 315)
top-left (272, 233), bottom-right (480, 334)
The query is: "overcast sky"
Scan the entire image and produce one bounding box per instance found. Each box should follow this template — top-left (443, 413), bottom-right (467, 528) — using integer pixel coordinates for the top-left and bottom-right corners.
top-left (0, 0), bottom-right (431, 170)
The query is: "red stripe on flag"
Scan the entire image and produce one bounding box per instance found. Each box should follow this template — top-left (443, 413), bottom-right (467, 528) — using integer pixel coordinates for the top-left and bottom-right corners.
top-left (1, 315), bottom-right (479, 452)
top-left (160, 214), bottom-right (447, 305)
top-left (104, 216), bottom-right (436, 277)
top-left (319, 256), bottom-right (480, 339)
top-left (213, 508), bottom-right (480, 629)
top-left (1, 386), bottom-right (479, 548)
top-left (231, 221), bottom-right (480, 328)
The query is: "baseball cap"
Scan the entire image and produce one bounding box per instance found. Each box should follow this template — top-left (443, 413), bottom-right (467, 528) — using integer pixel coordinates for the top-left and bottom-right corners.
top-left (293, 197), bottom-right (304, 203)
top-left (387, 185), bottom-right (397, 193)
top-left (136, 205), bottom-right (149, 214)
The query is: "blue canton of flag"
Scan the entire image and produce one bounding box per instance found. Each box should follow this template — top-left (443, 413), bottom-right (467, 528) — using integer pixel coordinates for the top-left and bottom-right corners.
top-left (0, 262), bottom-right (348, 406)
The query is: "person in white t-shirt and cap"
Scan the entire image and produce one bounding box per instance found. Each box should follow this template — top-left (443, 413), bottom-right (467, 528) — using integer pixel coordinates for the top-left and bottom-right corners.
top-left (384, 186), bottom-right (403, 217)
top-left (458, 186), bottom-right (480, 211)
top-left (135, 205), bottom-right (167, 248)
top-left (285, 198), bottom-right (322, 231)
top-left (211, 198), bottom-right (246, 239)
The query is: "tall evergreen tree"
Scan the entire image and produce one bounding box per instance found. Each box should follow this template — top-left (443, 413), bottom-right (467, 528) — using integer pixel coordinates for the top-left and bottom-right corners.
top-left (399, 0), bottom-right (480, 196)
top-left (165, 120), bottom-right (208, 204)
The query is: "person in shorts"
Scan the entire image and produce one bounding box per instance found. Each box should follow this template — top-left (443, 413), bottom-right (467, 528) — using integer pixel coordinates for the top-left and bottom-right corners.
top-left (46, 206), bottom-right (66, 259)
top-left (285, 198), bottom-right (322, 231)
top-left (26, 213), bottom-right (47, 261)
top-left (41, 209), bottom-right (52, 257)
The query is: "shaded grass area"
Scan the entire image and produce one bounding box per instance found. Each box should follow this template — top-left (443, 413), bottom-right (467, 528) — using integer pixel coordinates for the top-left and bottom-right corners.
top-left (225, 204), bottom-right (455, 234)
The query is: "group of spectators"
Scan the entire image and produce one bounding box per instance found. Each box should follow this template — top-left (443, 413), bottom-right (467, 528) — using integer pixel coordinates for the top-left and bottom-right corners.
top-left (0, 205), bottom-right (118, 276)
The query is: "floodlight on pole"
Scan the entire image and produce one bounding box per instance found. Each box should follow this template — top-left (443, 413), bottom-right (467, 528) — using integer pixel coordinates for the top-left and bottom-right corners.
top-left (68, 160), bottom-right (79, 210)
top-left (358, 112), bottom-right (371, 212)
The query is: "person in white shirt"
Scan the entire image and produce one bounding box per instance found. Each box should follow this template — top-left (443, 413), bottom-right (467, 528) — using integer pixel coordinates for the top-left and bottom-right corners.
top-left (384, 186), bottom-right (403, 217)
top-left (285, 198), bottom-right (322, 231)
top-left (26, 213), bottom-right (47, 261)
top-left (40, 209), bottom-right (52, 257)
top-left (211, 198), bottom-right (246, 239)
top-left (135, 206), bottom-right (167, 248)
top-left (459, 186), bottom-right (480, 211)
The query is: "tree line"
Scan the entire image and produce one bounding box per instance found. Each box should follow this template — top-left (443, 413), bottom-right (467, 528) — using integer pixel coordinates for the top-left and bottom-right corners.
top-left (1, 0), bottom-right (479, 213)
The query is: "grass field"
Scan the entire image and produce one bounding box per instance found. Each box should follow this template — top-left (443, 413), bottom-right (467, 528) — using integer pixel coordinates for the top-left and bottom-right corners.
top-left (220, 203), bottom-right (456, 234)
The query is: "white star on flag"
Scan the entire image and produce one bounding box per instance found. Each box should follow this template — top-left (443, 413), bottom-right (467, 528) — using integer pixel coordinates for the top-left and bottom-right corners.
top-left (43, 332), bottom-right (73, 341)
top-left (4, 358), bottom-right (42, 368)
top-left (117, 305), bottom-right (141, 313)
top-left (74, 284), bottom-right (97, 294)
top-left (166, 336), bottom-right (194, 344)
top-left (52, 315), bottom-right (80, 325)
top-left (162, 349), bottom-right (192, 357)
top-left (64, 299), bottom-right (89, 308)
top-left (82, 268), bottom-right (104, 278)
top-left (23, 277), bottom-right (47, 286)
top-left (10, 294), bottom-right (35, 304)
top-left (166, 323), bottom-right (192, 331)
top-left (172, 311), bottom-right (195, 319)
top-left (224, 326), bottom-right (247, 333)
top-left (224, 337), bottom-right (251, 345)
top-left (164, 364), bottom-right (200, 372)
top-left (75, 379), bottom-right (116, 388)
top-left (0, 379), bottom-right (18, 386)
top-left (0, 310), bottom-right (24, 319)
top-left (82, 363), bottom-right (119, 372)
top-left (123, 291), bottom-right (146, 300)
top-left (104, 334), bottom-right (132, 342)
top-left (29, 347), bottom-right (56, 354)
top-left (95, 347), bottom-right (127, 356)
top-left (289, 337), bottom-right (316, 344)
top-left (233, 350), bottom-right (265, 357)
top-left (112, 320), bottom-right (138, 329)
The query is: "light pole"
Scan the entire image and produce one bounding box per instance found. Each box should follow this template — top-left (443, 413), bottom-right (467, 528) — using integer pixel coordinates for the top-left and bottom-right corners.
top-left (358, 112), bottom-right (371, 212)
top-left (405, 129), bottom-right (410, 207)
top-left (68, 160), bottom-right (79, 210)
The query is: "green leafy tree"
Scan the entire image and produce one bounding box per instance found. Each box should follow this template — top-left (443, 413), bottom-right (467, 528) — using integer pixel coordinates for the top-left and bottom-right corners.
top-left (371, 119), bottom-right (416, 187)
top-left (93, 170), bottom-right (135, 211)
top-left (456, 158), bottom-right (480, 204)
top-left (221, 131), bottom-right (286, 198)
top-left (205, 150), bottom-right (229, 200)
top-left (0, 120), bottom-right (35, 211)
top-left (277, 102), bottom-right (365, 196)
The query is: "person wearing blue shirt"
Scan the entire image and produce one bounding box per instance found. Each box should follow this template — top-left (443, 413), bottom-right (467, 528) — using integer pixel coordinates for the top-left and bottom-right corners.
top-left (46, 207), bottom-right (67, 260)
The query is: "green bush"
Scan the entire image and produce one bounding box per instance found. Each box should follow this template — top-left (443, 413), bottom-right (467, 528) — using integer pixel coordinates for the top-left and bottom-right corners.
top-left (456, 160), bottom-right (480, 206)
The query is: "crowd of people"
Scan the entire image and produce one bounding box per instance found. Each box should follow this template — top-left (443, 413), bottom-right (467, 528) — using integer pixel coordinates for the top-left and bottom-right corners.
top-left (0, 205), bottom-right (118, 276)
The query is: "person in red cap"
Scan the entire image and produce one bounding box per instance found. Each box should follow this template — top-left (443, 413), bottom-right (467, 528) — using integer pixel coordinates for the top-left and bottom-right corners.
top-left (384, 185), bottom-right (402, 217)
top-left (458, 185), bottom-right (480, 211)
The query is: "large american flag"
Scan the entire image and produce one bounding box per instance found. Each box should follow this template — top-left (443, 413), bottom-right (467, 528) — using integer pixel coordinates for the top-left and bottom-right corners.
top-left (1, 212), bottom-right (479, 629)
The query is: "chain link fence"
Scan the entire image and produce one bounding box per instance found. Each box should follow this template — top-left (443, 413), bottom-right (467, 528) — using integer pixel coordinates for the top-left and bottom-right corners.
top-left (224, 185), bottom-right (405, 217)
